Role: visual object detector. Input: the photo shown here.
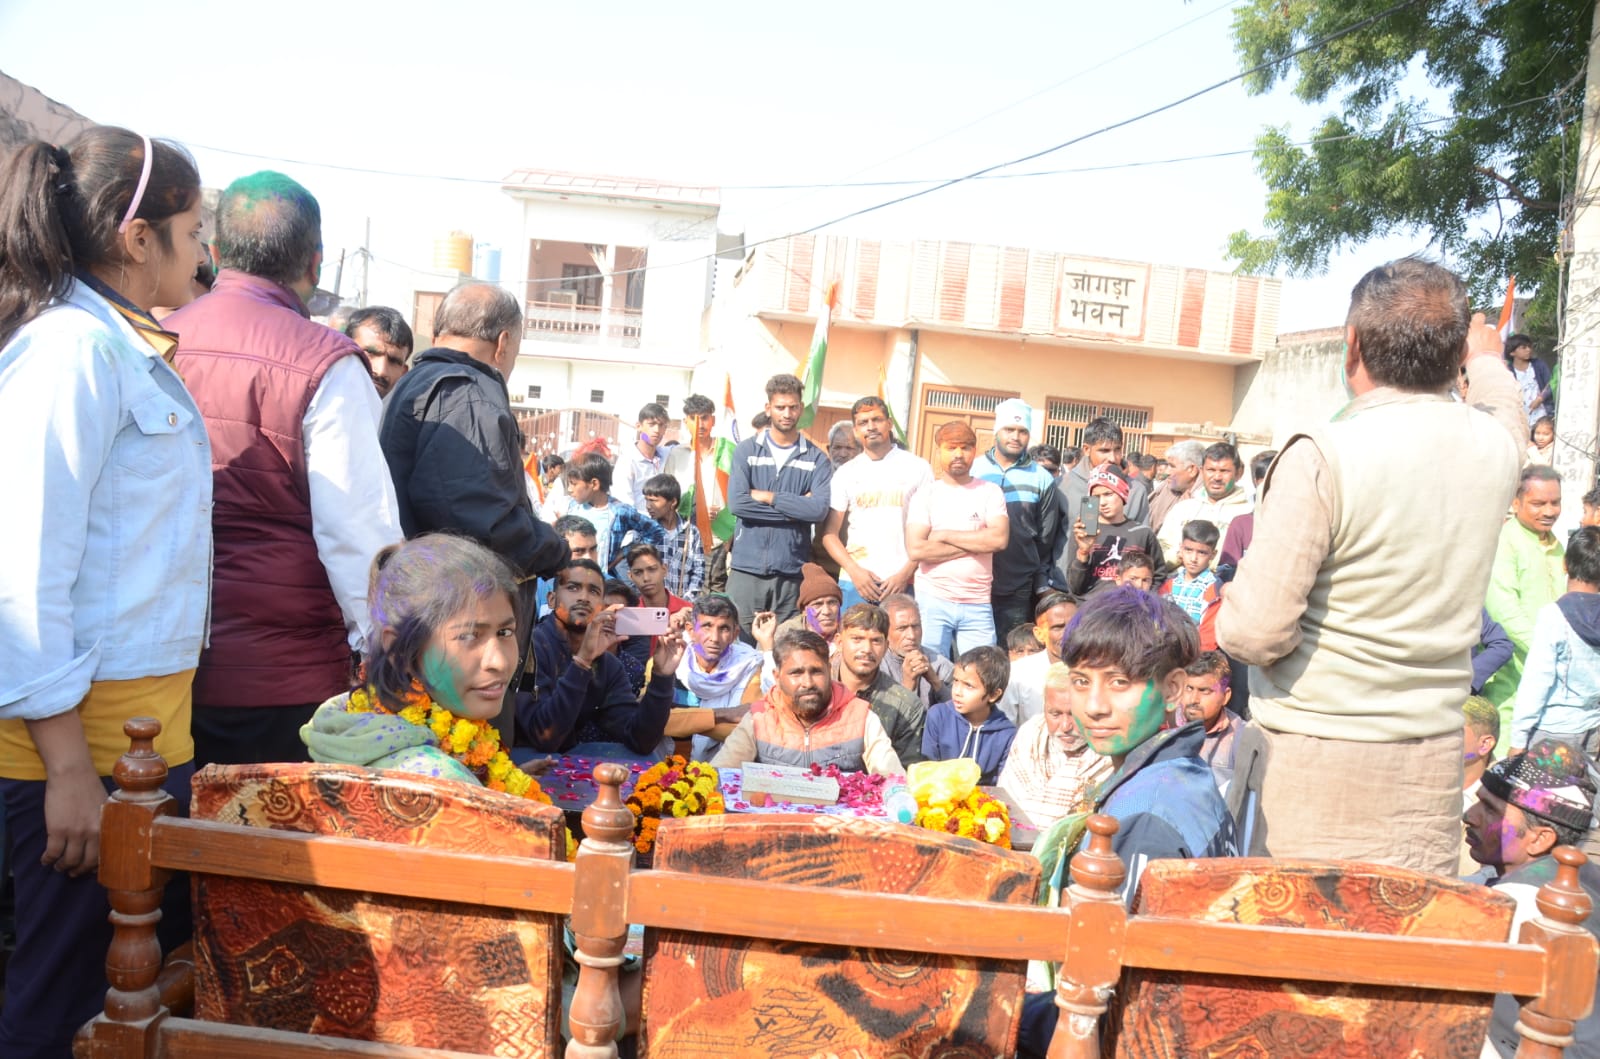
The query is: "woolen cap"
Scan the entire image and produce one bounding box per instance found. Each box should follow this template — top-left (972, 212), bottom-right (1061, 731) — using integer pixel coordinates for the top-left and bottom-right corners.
top-left (797, 562), bottom-right (843, 609)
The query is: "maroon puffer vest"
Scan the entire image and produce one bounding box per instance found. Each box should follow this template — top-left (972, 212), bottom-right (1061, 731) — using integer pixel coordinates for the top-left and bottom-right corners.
top-left (169, 270), bottom-right (359, 708)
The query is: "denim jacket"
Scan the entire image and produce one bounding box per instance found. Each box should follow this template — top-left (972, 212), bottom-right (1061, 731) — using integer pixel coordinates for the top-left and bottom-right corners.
top-left (0, 280), bottom-right (213, 721)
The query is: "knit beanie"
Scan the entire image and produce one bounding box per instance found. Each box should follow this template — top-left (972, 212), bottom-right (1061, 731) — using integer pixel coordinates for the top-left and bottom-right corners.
top-left (1481, 738), bottom-right (1597, 835)
top-left (797, 562), bottom-right (842, 609)
top-left (1087, 462), bottom-right (1131, 502)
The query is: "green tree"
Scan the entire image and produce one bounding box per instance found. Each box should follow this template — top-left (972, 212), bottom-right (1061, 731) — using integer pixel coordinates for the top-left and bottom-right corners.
top-left (1228, 0), bottom-right (1591, 334)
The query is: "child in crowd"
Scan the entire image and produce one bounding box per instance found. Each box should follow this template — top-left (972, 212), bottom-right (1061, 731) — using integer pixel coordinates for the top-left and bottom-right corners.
top-left (1006, 623), bottom-right (1044, 661)
top-left (1527, 415), bottom-right (1555, 466)
top-left (1512, 525), bottom-right (1600, 754)
top-left (1160, 519), bottom-right (1221, 650)
top-left (1017, 587), bottom-right (1235, 1056)
top-left (922, 645), bottom-right (1017, 784)
top-left (1066, 463), bottom-right (1164, 599)
top-left (1113, 551), bottom-right (1156, 592)
top-left (562, 451), bottom-right (664, 577)
top-left (641, 473), bottom-right (705, 599)
top-left (1176, 651), bottom-right (1242, 777)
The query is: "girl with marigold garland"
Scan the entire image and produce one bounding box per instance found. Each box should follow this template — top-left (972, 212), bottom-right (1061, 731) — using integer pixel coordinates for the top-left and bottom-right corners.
top-left (301, 535), bottom-right (550, 804)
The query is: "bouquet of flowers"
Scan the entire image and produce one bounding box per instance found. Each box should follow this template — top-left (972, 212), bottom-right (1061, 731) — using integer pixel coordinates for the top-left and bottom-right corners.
top-left (625, 755), bottom-right (725, 854)
top-left (915, 788), bottom-right (1012, 848)
top-left (906, 759), bottom-right (1012, 848)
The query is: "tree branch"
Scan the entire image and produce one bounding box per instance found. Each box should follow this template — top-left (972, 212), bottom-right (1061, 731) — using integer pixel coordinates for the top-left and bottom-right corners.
top-left (1475, 166), bottom-right (1557, 211)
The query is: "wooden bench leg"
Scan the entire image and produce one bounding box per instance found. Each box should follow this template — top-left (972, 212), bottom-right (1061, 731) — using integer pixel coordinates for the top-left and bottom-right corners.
top-left (1514, 846), bottom-right (1598, 1059)
top-left (1048, 815), bottom-right (1127, 1059)
top-left (75, 718), bottom-right (176, 1057)
top-left (567, 763), bottom-right (634, 1059)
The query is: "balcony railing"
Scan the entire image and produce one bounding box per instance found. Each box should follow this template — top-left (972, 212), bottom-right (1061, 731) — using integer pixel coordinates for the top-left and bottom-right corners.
top-left (525, 301), bottom-right (642, 348)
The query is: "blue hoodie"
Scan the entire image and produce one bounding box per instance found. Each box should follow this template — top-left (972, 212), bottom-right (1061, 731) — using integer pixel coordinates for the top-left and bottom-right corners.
top-left (921, 701), bottom-right (1017, 785)
top-left (1512, 592), bottom-right (1600, 748)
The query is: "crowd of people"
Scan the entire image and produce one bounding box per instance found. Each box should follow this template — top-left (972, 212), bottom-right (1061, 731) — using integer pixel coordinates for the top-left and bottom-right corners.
top-left (1, 127), bottom-right (1596, 1059)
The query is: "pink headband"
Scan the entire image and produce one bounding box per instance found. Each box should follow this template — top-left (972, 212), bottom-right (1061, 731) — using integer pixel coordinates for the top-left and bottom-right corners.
top-left (118, 133), bottom-right (154, 234)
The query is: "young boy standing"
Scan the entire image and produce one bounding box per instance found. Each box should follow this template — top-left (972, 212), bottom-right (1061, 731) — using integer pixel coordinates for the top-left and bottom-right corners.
top-left (1160, 519), bottom-right (1222, 650)
top-left (1511, 525), bottom-right (1600, 754)
top-left (1113, 551), bottom-right (1156, 592)
top-left (921, 644), bottom-right (1018, 785)
top-left (563, 451), bottom-right (665, 578)
top-left (641, 473), bottom-right (705, 599)
top-left (1066, 464), bottom-right (1163, 600)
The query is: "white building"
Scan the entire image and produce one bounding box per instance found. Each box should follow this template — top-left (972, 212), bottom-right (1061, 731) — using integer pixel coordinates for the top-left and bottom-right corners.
top-left (490, 170), bottom-right (721, 448)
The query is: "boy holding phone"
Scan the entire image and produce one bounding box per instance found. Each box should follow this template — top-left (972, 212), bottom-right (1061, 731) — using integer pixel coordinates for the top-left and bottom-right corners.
top-left (1066, 463), bottom-right (1164, 601)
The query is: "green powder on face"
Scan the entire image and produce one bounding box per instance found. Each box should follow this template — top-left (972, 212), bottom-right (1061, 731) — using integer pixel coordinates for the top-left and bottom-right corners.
top-left (421, 647), bottom-right (466, 713)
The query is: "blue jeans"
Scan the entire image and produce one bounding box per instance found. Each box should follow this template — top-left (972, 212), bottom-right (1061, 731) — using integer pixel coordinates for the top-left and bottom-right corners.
top-left (918, 591), bottom-right (996, 660)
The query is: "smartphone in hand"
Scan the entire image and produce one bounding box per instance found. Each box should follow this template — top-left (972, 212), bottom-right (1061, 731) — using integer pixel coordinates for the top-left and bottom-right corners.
top-left (1079, 498), bottom-right (1100, 536)
top-left (614, 607), bottom-right (670, 636)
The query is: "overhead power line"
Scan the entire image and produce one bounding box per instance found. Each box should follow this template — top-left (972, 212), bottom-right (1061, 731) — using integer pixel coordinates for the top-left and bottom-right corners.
top-left (346, 0), bottom-right (1437, 292)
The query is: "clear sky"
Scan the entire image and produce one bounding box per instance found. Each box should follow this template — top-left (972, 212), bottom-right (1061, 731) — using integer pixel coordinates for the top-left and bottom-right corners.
top-left (0, 0), bottom-right (1437, 332)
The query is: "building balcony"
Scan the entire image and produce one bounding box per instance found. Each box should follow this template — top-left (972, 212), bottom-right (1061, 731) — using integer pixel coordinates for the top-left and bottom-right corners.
top-left (525, 300), bottom-right (642, 348)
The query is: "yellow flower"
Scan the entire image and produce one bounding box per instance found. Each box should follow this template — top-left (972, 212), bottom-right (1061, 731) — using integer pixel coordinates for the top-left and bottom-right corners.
top-left (448, 719), bottom-right (476, 754)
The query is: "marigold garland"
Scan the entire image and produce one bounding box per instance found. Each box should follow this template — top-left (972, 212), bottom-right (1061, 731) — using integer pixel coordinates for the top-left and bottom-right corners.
top-left (913, 787), bottom-right (1012, 849)
top-left (625, 754), bottom-right (725, 854)
top-left (347, 685), bottom-right (576, 858)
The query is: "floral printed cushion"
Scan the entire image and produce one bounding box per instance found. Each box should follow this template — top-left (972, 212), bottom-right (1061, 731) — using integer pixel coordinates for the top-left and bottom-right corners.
top-left (1105, 858), bottom-right (1517, 1058)
top-left (189, 762), bottom-right (565, 1057)
top-left (641, 813), bottom-right (1041, 1059)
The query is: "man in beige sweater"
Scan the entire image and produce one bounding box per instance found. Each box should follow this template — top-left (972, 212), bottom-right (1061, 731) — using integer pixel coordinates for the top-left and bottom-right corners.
top-left (1217, 258), bottom-right (1526, 875)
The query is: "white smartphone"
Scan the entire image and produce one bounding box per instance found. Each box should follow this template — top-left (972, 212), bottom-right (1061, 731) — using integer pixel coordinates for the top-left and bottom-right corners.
top-left (613, 606), bottom-right (670, 636)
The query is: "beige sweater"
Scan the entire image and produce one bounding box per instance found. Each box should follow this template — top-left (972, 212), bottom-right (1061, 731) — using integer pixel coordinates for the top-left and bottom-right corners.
top-left (1218, 354), bottom-right (1524, 741)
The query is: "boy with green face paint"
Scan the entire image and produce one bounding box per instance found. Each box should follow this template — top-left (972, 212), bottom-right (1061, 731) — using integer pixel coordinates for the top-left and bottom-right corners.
top-left (1058, 587), bottom-right (1237, 890)
top-left (1017, 585), bottom-right (1238, 1057)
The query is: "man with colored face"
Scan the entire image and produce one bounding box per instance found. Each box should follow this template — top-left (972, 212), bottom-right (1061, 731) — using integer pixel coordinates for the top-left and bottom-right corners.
top-left (713, 628), bottom-right (904, 775)
top-left (522, 558), bottom-right (679, 756)
top-left (906, 421), bottom-right (1010, 657)
top-left (1463, 741), bottom-right (1600, 1059)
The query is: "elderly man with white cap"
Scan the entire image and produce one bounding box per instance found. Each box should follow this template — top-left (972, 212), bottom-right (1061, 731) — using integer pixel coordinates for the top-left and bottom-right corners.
top-left (973, 399), bottom-right (1065, 637)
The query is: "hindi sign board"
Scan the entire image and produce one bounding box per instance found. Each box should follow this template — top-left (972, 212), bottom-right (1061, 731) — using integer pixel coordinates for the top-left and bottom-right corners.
top-left (1057, 258), bottom-right (1149, 340)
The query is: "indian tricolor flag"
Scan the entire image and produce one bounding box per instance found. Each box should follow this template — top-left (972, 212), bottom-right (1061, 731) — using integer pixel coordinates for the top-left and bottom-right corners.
top-left (688, 373), bottom-right (741, 550)
top-left (797, 279), bottom-right (840, 430)
top-left (1497, 276), bottom-right (1518, 340)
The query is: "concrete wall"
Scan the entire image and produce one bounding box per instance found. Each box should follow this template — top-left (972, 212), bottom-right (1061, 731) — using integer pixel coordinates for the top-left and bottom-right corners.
top-left (1230, 327), bottom-right (1347, 445)
top-left (506, 358), bottom-right (691, 420)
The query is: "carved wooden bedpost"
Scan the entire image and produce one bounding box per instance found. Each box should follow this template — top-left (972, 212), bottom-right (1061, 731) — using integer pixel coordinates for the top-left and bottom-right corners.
top-left (75, 718), bottom-right (176, 1057)
top-left (566, 763), bottom-right (635, 1059)
top-left (1047, 814), bottom-right (1127, 1059)
top-left (1514, 846), bottom-right (1599, 1059)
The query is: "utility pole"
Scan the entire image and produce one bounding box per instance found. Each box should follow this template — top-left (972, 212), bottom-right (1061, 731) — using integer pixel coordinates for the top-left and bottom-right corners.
top-left (1555, 0), bottom-right (1600, 511)
top-left (1554, 1), bottom-right (1600, 512)
top-left (359, 217), bottom-right (371, 308)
